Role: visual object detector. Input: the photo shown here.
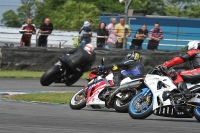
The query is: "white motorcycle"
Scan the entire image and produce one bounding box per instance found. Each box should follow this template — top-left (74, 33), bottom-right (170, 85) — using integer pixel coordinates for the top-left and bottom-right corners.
top-left (128, 67), bottom-right (200, 122)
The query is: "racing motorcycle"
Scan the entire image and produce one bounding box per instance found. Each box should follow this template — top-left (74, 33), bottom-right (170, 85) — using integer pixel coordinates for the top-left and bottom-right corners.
top-left (70, 58), bottom-right (144, 113)
top-left (40, 53), bottom-right (95, 86)
top-left (128, 67), bottom-right (200, 122)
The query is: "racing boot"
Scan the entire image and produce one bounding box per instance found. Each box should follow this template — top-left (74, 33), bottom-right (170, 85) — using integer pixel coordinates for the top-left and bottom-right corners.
top-left (108, 70), bottom-right (121, 90)
top-left (106, 70), bottom-right (121, 108)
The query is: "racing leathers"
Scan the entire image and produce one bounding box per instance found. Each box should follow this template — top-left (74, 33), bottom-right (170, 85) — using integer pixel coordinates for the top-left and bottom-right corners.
top-left (103, 60), bottom-right (145, 87)
top-left (161, 49), bottom-right (200, 94)
top-left (61, 46), bottom-right (96, 81)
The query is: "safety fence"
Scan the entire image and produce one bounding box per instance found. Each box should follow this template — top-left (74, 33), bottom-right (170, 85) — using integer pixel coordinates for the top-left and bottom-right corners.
top-left (0, 29), bottom-right (195, 50)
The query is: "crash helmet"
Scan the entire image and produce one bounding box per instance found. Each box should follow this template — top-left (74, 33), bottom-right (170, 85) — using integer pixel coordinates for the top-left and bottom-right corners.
top-left (84, 43), bottom-right (94, 54)
top-left (187, 41), bottom-right (200, 50)
top-left (125, 51), bottom-right (140, 61)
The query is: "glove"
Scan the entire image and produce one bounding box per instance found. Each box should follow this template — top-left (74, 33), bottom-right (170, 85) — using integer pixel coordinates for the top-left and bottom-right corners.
top-left (98, 65), bottom-right (104, 70)
top-left (112, 65), bottom-right (118, 71)
top-left (157, 65), bottom-right (168, 72)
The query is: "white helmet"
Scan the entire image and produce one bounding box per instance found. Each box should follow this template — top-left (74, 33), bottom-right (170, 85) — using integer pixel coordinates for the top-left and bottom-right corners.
top-left (187, 41), bottom-right (200, 50)
top-left (84, 44), bottom-right (94, 54)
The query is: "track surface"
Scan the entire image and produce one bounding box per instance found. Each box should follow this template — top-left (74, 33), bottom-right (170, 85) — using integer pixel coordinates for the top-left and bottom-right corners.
top-left (0, 78), bottom-right (86, 92)
top-left (0, 78), bottom-right (200, 132)
top-left (0, 101), bottom-right (200, 133)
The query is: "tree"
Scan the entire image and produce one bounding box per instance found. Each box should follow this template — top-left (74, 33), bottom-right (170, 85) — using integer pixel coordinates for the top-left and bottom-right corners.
top-left (185, 4), bottom-right (200, 18)
top-left (1, 10), bottom-right (21, 27)
top-left (129, 0), bottom-right (165, 15)
top-left (48, 1), bottom-right (100, 30)
top-left (1, 0), bottom-right (39, 27)
top-left (164, 5), bottom-right (181, 16)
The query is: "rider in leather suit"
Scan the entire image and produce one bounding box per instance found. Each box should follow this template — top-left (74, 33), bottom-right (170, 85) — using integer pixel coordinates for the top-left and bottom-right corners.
top-left (63, 43), bottom-right (96, 81)
top-left (101, 52), bottom-right (145, 88)
top-left (160, 41), bottom-right (200, 99)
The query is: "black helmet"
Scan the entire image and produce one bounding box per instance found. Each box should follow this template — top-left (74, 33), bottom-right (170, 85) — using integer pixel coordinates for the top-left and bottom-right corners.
top-left (125, 51), bottom-right (140, 61)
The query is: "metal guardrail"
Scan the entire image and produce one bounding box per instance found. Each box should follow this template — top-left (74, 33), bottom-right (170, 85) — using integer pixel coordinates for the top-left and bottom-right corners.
top-left (0, 31), bottom-right (197, 48)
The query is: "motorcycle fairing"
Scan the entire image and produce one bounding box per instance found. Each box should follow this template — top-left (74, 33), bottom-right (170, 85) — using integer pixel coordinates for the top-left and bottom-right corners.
top-left (86, 76), bottom-right (107, 108)
top-left (144, 74), bottom-right (177, 110)
top-left (153, 105), bottom-right (193, 118)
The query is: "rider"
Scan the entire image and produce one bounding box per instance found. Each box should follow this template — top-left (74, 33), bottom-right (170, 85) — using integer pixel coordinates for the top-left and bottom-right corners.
top-left (62, 43), bottom-right (96, 81)
top-left (159, 41), bottom-right (200, 100)
top-left (100, 51), bottom-right (145, 88)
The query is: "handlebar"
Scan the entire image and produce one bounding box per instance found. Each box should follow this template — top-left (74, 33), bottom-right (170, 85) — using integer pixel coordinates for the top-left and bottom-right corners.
top-left (148, 67), bottom-right (175, 76)
top-left (91, 67), bottom-right (109, 76)
top-left (148, 67), bottom-right (168, 76)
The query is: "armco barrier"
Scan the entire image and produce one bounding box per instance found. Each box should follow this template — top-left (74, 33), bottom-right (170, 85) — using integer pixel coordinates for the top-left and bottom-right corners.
top-left (0, 47), bottom-right (190, 72)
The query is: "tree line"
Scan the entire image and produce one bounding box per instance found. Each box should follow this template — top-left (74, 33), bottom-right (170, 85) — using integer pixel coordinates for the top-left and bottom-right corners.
top-left (1, 0), bottom-right (200, 30)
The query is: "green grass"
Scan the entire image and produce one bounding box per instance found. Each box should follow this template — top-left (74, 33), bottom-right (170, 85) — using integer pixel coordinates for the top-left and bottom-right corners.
top-left (1, 92), bottom-right (76, 104)
top-left (0, 70), bottom-right (43, 78)
top-left (0, 70), bottom-right (90, 79)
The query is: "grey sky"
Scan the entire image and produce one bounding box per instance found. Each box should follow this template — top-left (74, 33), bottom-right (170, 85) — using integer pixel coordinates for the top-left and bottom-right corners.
top-left (0, 0), bottom-right (22, 6)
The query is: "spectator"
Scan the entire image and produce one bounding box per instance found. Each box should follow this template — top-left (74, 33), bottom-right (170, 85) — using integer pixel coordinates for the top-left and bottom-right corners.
top-left (97, 22), bottom-right (108, 48)
top-left (37, 18), bottom-right (54, 47)
top-left (106, 18), bottom-right (117, 48)
top-left (114, 17), bottom-right (131, 48)
top-left (147, 22), bottom-right (163, 50)
top-left (79, 20), bottom-right (92, 47)
top-left (19, 18), bottom-right (36, 47)
top-left (130, 24), bottom-right (148, 50)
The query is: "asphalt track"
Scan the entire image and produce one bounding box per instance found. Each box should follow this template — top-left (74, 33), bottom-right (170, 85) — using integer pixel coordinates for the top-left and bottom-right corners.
top-left (0, 78), bottom-right (86, 92)
top-left (0, 78), bottom-right (200, 132)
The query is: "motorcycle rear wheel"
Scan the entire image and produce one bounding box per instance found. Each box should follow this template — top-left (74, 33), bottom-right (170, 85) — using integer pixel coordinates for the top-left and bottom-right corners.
top-left (114, 98), bottom-right (130, 113)
top-left (40, 66), bottom-right (62, 86)
top-left (70, 89), bottom-right (86, 110)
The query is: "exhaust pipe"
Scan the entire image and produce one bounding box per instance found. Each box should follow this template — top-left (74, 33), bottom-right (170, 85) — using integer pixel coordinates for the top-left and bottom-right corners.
top-left (106, 80), bottom-right (142, 108)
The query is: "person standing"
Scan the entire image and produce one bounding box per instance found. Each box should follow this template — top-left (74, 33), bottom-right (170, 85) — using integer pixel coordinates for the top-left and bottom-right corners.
top-left (19, 18), bottom-right (36, 47)
top-left (106, 18), bottom-right (117, 48)
top-left (147, 22), bottom-right (163, 50)
top-left (97, 22), bottom-right (108, 48)
top-left (79, 21), bottom-right (92, 47)
top-left (37, 18), bottom-right (54, 47)
top-left (114, 17), bottom-right (131, 48)
top-left (130, 24), bottom-right (148, 50)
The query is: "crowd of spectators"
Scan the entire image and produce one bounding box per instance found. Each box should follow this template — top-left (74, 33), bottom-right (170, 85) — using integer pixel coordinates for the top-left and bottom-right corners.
top-left (20, 17), bottom-right (163, 50)
top-left (95, 17), bottom-right (164, 50)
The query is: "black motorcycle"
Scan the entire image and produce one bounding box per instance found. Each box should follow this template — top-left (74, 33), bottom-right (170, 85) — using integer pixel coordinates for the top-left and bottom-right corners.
top-left (40, 54), bottom-right (94, 86)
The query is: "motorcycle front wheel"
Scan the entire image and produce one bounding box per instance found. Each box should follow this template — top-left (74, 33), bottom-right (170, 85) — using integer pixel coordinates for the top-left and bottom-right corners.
top-left (128, 89), bottom-right (153, 119)
top-left (40, 66), bottom-right (62, 86)
top-left (193, 104), bottom-right (200, 122)
top-left (70, 89), bottom-right (86, 110)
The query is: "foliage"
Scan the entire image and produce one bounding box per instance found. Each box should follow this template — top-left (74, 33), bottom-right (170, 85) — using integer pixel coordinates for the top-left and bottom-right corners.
top-left (1, 0), bottom-right (39, 27)
top-left (2, 0), bottom-right (200, 29)
top-left (47, 1), bottom-right (100, 30)
top-left (1, 10), bottom-right (21, 27)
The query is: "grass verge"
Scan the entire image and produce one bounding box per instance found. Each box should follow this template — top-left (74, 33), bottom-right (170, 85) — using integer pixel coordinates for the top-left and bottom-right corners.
top-left (1, 92), bottom-right (76, 104)
top-left (0, 70), bottom-right (90, 79)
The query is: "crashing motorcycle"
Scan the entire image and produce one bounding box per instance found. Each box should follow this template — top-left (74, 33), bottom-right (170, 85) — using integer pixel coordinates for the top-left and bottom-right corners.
top-left (40, 53), bottom-right (94, 86)
top-left (128, 67), bottom-right (200, 122)
top-left (70, 58), bottom-right (144, 113)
